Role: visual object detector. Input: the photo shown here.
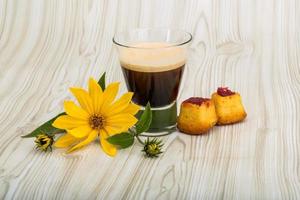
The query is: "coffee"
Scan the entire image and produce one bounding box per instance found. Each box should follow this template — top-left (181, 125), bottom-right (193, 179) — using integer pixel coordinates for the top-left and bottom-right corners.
top-left (118, 42), bottom-right (186, 107)
top-left (114, 29), bottom-right (192, 134)
top-left (121, 64), bottom-right (185, 107)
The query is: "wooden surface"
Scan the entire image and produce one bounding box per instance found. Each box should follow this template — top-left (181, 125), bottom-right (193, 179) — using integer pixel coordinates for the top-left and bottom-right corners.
top-left (0, 0), bottom-right (300, 199)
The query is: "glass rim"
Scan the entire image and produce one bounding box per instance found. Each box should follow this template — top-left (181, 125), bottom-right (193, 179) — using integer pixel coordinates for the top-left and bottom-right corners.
top-left (112, 28), bottom-right (193, 49)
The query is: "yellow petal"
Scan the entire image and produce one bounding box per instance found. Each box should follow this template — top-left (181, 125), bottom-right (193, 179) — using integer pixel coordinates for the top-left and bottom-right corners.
top-left (106, 114), bottom-right (138, 129)
top-left (52, 115), bottom-right (88, 130)
top-left (99, 130), bottom-right (117, 156)
top-left (67, 130), bottom-right (98, 153)
top-left (88, 78), bottom-right (103, 114)
top-left (100, 82), bottom-right (119, 112)
top-left (104, 126), bottom-right (127, 136)
top-left (70, 87), bottom-right (94, 114)
top-left (64, 101), bottom-right (89, 120)
top-left (54, 134), bottom-right (78, 148)
top-left (105, 92), bottom-right (134, 116)
top-left (68, 125), bottom-right (92, 138)
top-left (123, 103), bottom-right (140, 115)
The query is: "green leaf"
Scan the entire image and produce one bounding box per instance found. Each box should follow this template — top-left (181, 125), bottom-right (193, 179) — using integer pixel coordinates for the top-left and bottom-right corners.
top-left (106, 132), bottom-right (134, 149)
top-left (98, 72), bottom-right (106, 90)
top-left (135, 103), bottom-right (152, 135)
top-left (22, 113), bottom-right (65, 138)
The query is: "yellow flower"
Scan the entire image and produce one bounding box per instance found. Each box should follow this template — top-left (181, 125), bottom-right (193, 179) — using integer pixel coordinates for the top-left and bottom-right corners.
top-left (52, 78), bottom-right (140, 156)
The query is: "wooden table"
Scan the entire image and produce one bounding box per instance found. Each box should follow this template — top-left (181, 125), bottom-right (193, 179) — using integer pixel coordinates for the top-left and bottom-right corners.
top-left (1, 0), bottom-right (299, 199)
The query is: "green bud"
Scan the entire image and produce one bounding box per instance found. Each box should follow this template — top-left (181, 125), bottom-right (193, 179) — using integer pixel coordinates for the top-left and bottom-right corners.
top-left (142, 138), bottom-right (163, 158)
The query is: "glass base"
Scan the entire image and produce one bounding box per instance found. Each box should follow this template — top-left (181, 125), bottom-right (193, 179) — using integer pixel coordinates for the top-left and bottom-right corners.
top-left (136, 102), bottom-right (178, 137)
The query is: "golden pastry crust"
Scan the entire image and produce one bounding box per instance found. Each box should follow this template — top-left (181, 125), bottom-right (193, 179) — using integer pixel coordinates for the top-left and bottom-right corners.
top-left (211, 91), bottom-right (247, 125)
top-left (177, 98), bottom-right (218, 135)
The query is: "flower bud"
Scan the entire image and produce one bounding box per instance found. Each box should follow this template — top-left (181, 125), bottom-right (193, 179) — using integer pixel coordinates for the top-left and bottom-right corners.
top-left (35, 134), bottom-right (54, 152)
top-left (142, 138), bottom-right (163, 158)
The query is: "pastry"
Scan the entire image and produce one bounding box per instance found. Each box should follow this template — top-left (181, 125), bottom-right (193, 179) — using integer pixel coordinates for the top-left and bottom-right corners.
top-left (177, 97), bottom-right (218, 135)
top-left (211, 87), bottom-right (247, 125)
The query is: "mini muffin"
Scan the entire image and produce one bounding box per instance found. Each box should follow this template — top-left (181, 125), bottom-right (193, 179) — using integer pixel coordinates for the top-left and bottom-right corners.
top-left (211, 87), bottom-right (247, 125)
top-left (177, 97), bottom-right (218, 135)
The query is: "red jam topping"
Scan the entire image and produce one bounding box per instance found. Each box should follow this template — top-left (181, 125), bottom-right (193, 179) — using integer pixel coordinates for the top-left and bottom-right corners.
top-left (217, 87), bottom-right (235, 97)
top-left (183, 97), bottom-right (210, 106)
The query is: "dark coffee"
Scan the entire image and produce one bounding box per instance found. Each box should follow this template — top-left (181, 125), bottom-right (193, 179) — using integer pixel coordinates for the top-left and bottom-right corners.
top-left (121, 64), bottom-right (185, 107)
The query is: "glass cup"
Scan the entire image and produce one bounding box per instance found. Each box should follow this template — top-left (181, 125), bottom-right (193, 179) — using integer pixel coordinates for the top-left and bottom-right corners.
top-left (113, 28), bottom-right (192, 136)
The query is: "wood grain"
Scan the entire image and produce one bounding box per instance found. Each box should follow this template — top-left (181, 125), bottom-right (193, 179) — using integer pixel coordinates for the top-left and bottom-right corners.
top-left (0, 0), bottom-right (300, 199)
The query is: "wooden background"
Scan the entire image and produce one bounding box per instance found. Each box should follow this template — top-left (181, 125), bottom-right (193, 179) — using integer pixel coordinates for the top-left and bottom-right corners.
top-left (0, 0), bottom-right (300, 199)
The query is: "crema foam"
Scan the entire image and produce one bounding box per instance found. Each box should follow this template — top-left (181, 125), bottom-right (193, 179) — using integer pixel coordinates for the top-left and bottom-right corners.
top-left (119, 42), bottom-right (186, 73)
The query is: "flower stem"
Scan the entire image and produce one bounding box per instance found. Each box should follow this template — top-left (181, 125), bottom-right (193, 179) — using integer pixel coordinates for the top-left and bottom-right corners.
top-left (129, 128), bottom-right (144, 145)
top-left (136, 135), bottom-right (144, 145)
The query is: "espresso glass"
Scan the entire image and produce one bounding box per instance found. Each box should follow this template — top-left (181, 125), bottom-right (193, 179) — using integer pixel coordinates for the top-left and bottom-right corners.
top-left (113, 28), bottom-right (192, 136)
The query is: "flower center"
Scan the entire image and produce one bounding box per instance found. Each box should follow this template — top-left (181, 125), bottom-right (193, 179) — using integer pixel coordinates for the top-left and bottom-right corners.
top-left (89, 115), bottom-right (104, 130)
